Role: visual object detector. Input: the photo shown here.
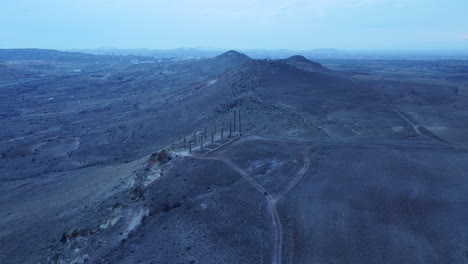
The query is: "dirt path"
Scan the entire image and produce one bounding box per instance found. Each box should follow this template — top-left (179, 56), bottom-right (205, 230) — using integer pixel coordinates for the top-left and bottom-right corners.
top-left (188, 132), bottom-right (459, 264)
top-left (191, 137), bottom-right (312, 264)
top-left (390, 106), bottom-right (432, 140)
top-left (269, 145), bottom-right (312, 264)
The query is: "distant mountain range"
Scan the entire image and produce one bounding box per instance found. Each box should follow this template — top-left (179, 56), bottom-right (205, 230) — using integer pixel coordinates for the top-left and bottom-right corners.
top-left (65, 47), bottom-right (468, 60)
top-left (1, 47), bottom-right (468, 63)
top-left (64, 47), bottom-right (343, 59)
top-left (0, 48), bottom-right (150, 63)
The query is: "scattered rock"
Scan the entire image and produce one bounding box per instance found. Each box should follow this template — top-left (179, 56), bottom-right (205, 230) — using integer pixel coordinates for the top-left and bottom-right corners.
top-left (70, 229), bottom-right (80, 239)
top-left (147, 149), bottom-right (172, 168)
top-left (129, 185), bottom-right (144, 202)
top-left (59, 232), bottom-right (68, 244)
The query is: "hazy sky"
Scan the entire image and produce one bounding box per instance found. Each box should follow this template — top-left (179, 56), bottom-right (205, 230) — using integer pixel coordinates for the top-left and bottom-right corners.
top-left (1, 0), bottom-right (468, 50)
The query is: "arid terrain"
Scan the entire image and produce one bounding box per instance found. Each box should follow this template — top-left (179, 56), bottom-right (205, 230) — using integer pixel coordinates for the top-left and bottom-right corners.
top-left (1, 49), bottom-right (468, 264)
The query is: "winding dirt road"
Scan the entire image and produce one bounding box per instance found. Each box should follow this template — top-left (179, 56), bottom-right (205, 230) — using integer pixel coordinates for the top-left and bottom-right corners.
top-left (189, 129), bottom-right (466, 264)
top-left (192, 138), bottom-right (312, 264)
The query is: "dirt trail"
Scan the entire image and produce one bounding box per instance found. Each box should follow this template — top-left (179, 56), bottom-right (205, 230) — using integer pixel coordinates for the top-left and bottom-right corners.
top-left (191, 137), bottom-right (312, 264)
top-left (189, 132), bottom-right (458, 264)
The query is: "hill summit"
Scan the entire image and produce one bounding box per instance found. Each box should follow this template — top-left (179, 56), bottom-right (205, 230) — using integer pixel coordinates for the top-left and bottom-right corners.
top-left (188, 50), bottom-right (251, 76)
top-left (286, 55), bottom-right (316, 63)
top-left (214, 50), bottom-right (251, 62)
top-left (281, 55), bottom-right (328, 73)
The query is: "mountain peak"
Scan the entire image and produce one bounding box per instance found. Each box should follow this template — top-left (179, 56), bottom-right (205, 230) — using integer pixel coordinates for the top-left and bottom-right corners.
top-left (286, 55), bottom-right (309, 62)
top-left (281, 55), bottom-right (327, 72)
top-left (216, 50), bottom-right (250, 60)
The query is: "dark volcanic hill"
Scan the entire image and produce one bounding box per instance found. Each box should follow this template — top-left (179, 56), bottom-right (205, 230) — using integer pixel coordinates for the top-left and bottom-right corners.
top-left (189, 50), bottom-right (251, 76)
top-left (214, 50), bottom-right (251, 63)
top-left (196, 58), bottom-right (409, 139)
top-left (280, 55), bottom-right (329, 73)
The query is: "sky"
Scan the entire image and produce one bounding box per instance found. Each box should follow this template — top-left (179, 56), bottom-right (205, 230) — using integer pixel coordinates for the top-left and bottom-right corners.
top-left (1, 0), bottom-right (468, 50)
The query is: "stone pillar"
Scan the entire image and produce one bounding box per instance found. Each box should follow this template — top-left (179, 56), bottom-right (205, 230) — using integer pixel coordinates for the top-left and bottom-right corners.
top-left (239, 109), bottom-right (241, 135)
top-left (233, 110), bottom-right (236, 132)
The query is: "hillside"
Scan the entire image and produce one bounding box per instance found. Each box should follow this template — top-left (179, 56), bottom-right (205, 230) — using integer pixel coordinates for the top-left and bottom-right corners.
top-left (0, 48), bottom-right (120, 63)
top-left (189, 50), bottom-right (251, 76)
top-left (280, 55), bottom-right (328, 72)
